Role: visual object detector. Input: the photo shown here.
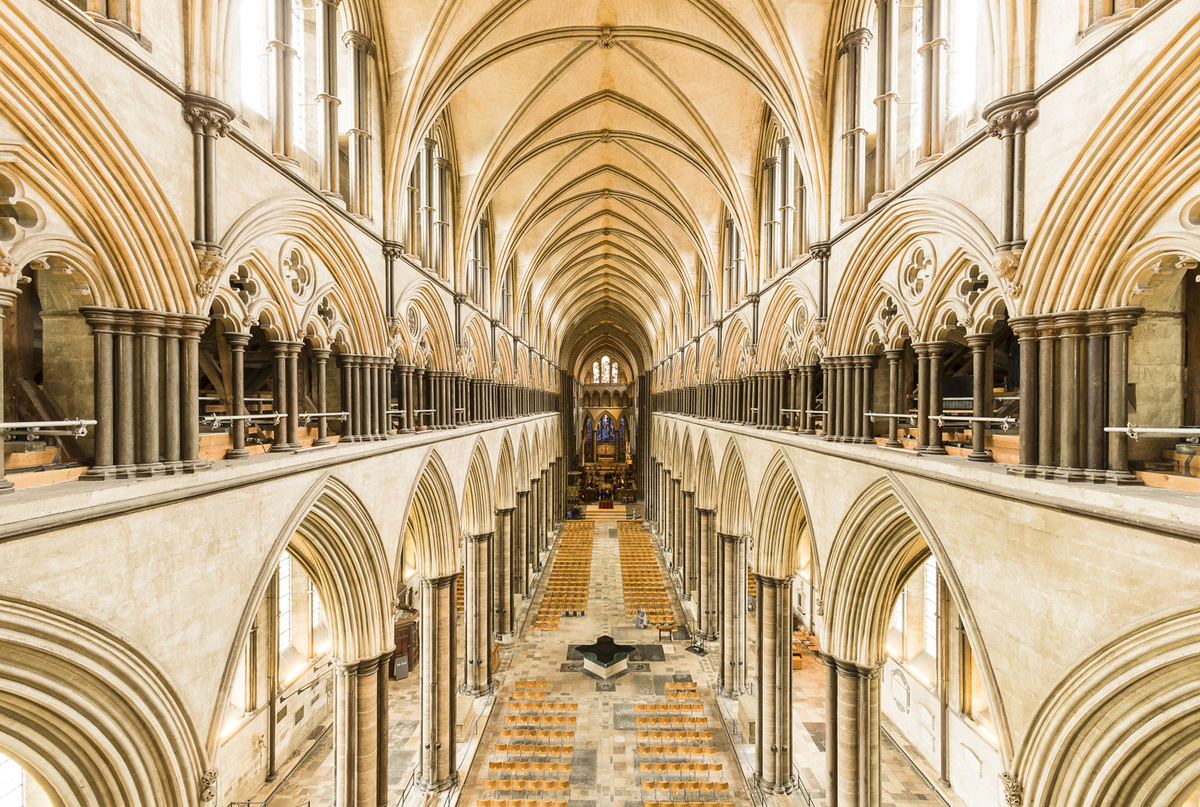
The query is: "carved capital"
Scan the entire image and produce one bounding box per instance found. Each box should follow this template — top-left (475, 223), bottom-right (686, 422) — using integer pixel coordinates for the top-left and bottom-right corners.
top-left (1001, 772), bottom-right (1023, 806)
top-left (841, 27), bottom-right (872, 51)
top-left (809, 241), bottom-right (831, 262)
top-left (984, 93), bottom-right (1039, 138)
top-left (199, 769), bottom-right (218, 804)
top-left (181, 93), bottom-right (235, 137)
top-left (382, 240), bottom-right (405, 261)
top-left (341, 29), bottom-right (376, 56)
top-left (194, 245), bottom-right (226, 297)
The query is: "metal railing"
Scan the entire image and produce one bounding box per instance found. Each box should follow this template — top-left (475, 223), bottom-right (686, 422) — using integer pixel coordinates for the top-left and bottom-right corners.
top-left (0, 419), bottom-right (96, 438)
top-left (203, 413), bottom-right (285, 427)
top-left (930, 414), bottom-right (1018, 431)
top-left (1104, 425), bottom-right (1200, 440)
top-left (299, 411), bottom-right (348, 422)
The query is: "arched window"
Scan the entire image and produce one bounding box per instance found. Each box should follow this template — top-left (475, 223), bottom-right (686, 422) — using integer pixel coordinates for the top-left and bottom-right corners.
top-left (611, 361), bottom-right (619, 383)
top-left (240, 0), bottom-right (269, 116)
top-left (406, 132), bottom-right (452, 277)
top-left (763, 135), bottom-right (810, 276)
top-left (601, 356), bottom-right (611, 384)
top-left (948, 0), bottom-right (980, 121)
top-left (468, 210), bottom-right (491, 308)
top-left (277, 553), bottom-right (293, 654)
top-left (722, 210), bottom-right (747, 307)
top-left (593, 362), bottom-right (600, 384)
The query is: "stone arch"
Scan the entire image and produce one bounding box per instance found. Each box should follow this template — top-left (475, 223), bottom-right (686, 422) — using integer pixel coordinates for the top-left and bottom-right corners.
top-left (1015, 603), bottom-right (1200, 807)
top-left (460, 438), bottom-right (495, 535)
top-left (679, 429), bottom-right (696, 493)
top-left (398, 450), bottom-right (462, 580)
top-left (821, 474), bottom-right (1014, 762)
top-left (715, 438), bottom-right (752, 536)
top-left (0, 595), bottom-right (206, 807)
top-left (752, 451), bottom-right (821, 583)
top-left (516, 429), bottom-right (531, 490)
top-left (695, 432), bottom-right (717, 510)
top-left (495, 433), bottom-right (517, 510)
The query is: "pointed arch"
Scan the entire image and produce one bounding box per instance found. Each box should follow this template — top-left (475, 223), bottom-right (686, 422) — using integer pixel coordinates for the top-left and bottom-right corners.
top-left (679, 430), bottom-right (696, 493)
top-left (822, 474), bottom-right (1014, 763)
top-left (0, 595), bottom-right (206, 807)
top-left (753, 451), bottom-right (820, 584)
top-left (399, 450), bottom-right (462, 580)
top-left (1015, 603), bottom-right (1200, 807)
top-left (461, 438), bottom-right (496, 535)
top-left (495, 433), bottom-right (517, 510)
top-left (715, 437), bottom-right (752, 536)
top-left (695, 432), bottom-right (717, 511)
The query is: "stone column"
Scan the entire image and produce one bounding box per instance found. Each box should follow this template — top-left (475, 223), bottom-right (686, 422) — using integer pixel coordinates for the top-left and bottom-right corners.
top-left (841, 28), bottom-right (872, 217)
top-left (849, 357), bottom-right (863, 441)
top-left (514, 491), bottom-right (529, 598)
top-left (286, 342), bottom-right (302, 448)
top-left (1056, 313), bottom-right (1086, 481)
top-left (719, 532), bottom-right (748, 696)
top-left (0, 291), bottom-right (16, 491)
top-left (883, 349), bottom-right (902, 447)
top-left (494, 508), bottom-right (515, 639)
top-left (873, 0), bottom-right (898, 200)
top-left (413, 367), bottom-right (426, 431)
top-left (697, 509), bottom-right (718, 640)
top-left (1084, 312), bottom-right (1110, 480)
top-left (673, 477), bottom-right (683, 571)
top-left (1010, 317), bottom-right (1039, 475)
top-left (399, 365), bottom-right (414, 434)
top-left (1036, 317), bottom-right (1058, 475)
top-left (418, 573), bottom-right (457, 792)
top-left (333, 653), bottom-right (389, 807)
top-left (271, 343), bottom-right (292, 450)
top-left (914, 346), bottom-right (931, 451)
top-left (835, 661), bottom-right (860, 807)
top-left (311, 348), bottom-right (331, 445)
top-left (1106, 308), bottom-right (1142, 484)
top-left (683, 491), bottom-right (696, 601)
top-left (925, 343), bottom-right (948, 455)
top-left (463, 531), bottom-right (493, 695)
top-left (316, 0), bottom-right (341, 198)
top-left (136, 312), bottom-right (166, 476)
top-left (755, 575), bottom-right (796, 794)
top-left (530, 477), bottom-right (543, 571)
top-left (80, 308), bottom-right (117, 479)
top-left (967, 334), bottom-right (993, 462)
top-left (161, 321), bottom-right (182, 471)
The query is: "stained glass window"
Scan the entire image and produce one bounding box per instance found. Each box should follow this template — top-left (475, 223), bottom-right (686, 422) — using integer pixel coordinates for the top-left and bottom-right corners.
top-left (598, 413), bottom-right (616, 442)
top-left (593, 362), bottom-right (599, 383)
top-left (611, 361), bottom-right (618, 383)
top-left (601, 356), bottom-right (611, 384)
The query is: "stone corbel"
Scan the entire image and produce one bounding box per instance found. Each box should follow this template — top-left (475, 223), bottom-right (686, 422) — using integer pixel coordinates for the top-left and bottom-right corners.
top-left (1001, 772), bottom-right (1023, 806)
top-left (194, 245), bottom-right (227, 297)
top-left (199, 769), bottom-right (218, 804)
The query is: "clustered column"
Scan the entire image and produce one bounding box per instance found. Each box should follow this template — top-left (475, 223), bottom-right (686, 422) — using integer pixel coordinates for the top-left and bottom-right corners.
top-left (718, 531), bottom-right (748, 696)
top-left (696, 508), bottom-right (719, 641)
top-left (1007, 308), bottom-right (1143, 483)
top-left (333, 652), bottom-right (390, 807)
top-left (494, 507), bottom-right (515, 639)
top-left (824, 656), bottom-right (882, 807)
top-left (514, 490), bottom-right (530, 599)
top-left (0, 291), bottom-right (16, 493)
top-left (682, 489), bottom-right (696, 601)
top-left (80, 307), bottom-right (208, 479)
top-left (418, 573), bottom-right (457, 792)
top-left (755, 575), bottom-right (797, 794)
top-left (463, 531), bottom-right (493, 695)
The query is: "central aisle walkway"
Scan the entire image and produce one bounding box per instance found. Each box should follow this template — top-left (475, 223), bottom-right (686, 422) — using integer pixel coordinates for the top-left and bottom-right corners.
top-left (459, 507), bottom-right (753, 807)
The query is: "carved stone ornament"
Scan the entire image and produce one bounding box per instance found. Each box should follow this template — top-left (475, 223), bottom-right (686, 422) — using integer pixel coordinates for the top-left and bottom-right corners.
top-left (0, 254), bottom-right (14, 277)
top-left (599, 129), bottom-right (613, 143)
top-left (181, 93), bottom-right (235, 138)
top-left (809, 242), bottom-right (831, 262)
top-left (991, 248), bottom-right (1022, 280)
top-left (194, 246), bottom-right (227, 297)
top-left (987, 106), bottom-right (1038, 139)
top-left (599, 27), bottom-right (617, 49)
top-left (199, 769), bottom-right (218, 803)
top-left (388, 315), bottom-right (404, 338)
top-left (1001, 772), bottom-right (1023, 806)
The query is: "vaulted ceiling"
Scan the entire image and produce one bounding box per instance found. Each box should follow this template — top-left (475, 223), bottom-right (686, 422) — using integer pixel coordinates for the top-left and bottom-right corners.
top-left (382, 0), bottom-right (830, 380)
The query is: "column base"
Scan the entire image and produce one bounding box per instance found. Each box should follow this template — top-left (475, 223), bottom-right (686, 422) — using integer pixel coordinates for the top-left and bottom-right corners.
top-left (312, 438), bottom-right (331, 446)
top-left (495, 632), bottom-right (515, 643)
top-left (1007, 464), bottom-right (1039, 478)
top-left (0, 479), bottom-right (14, 494)
top-left (753, 773), bottom-right (798, 795)
top-left (1057, 466), bottom-right (1086, 482)
top-left (80, 465), bottom-right (118, 481)
top-left (399, 428), bottom-right (415, 434)
top-left (967, 450), bottom-right (993, 462)
top-left (1106, 469), bottom-right (1144, 485)
top-left (224, 448), bottom-right (250, 460)
top-left (271, 442), bottom-right (301, 452)
top-left (720, 686), bottom-right (748, 698)
top-left (417, 773), bottom-right (459, 793)
top-left (461, 683), bottom-right (491, 697)
top-left (919, 446), bottom-right (947, 455)
top-left (135, 461), bottom-right (167, 477)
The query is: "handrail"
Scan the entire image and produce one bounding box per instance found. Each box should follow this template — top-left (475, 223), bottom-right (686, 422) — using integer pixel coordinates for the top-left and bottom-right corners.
top-left (930, 414), bottom-right (1017, 430)
top-left (865, 411), bottom-right (912, 421)
top-left (713, 693), bottom-right (764, 807)
top-left (299, 411), bottom-right (348, 421)
top-left (0, 419), bottom-right (97, 438)
top-left (203, 413), bottom-right (285, 426)
top-left (1103, 425), bottom-right (1200, 440)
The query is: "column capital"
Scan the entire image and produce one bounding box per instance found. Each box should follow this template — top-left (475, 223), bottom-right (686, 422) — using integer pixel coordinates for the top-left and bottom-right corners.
top-left (181, 92), bottom-right (235, 137)
top-left (983, 92), bottom-right (1038, 138)
top-left (422, 572), bottom-right (457, 589)
top-left (1104, 305), bottom-right (1144, 332)
top-left (341, 29), bottom-right (376, 56)
top-left (495, 506), bottom-right (516, 515)
top-left (1052, 311), bottom-right (1088, 334)
top-left (965, 332), bottom-right (993, 349)
top-left (840, 27), bottom-right (872, 51)
top-left (465, 531), bottom-right (494, 543)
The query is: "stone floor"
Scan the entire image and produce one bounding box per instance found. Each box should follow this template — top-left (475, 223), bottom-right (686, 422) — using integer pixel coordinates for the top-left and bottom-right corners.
top-left (263, 504), bottom-right (951, 807)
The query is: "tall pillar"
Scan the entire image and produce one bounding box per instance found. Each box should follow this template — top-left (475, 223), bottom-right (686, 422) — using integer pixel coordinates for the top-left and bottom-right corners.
top-left (1056, 313), bottom-right (1086, 481)
top-left (136, 313), bottom-right (166, 476)
top-left (530, 478), bottom-right (542, 571)
top-left (161, 323), bottom-right (182, 471)
top-left (1009, 317), bottom-right (1039, 475)
top-left (312, 348), bottom-right (332, 446)
top-left (672, 478), bottom-right (683, 571)
top-left (697, 509), bottom-right (718, 640)
top-left (1106, 308), bottom-right (1143, 484)
top-left (418, 574), bottom-right (457, 792)
top-left (286, 342), bottom-right (302, 447)
top-left (333, 653), bottom-right (389, 807)
top-left (0, 291), bottom-right (16, 492)
top-left (463, 531), bottom-right (493, 695)
top-left (925, 343), bottom-right (948, 455)
top-left (514, 492), bottom-right (529, 599)
top-left (683, 491), bottom-right (696, 601)
top-left (494, 508), bottom-right (515, 639)
top-left (967, 334), bottom-right (993, 462)
top-left (1036, 318), bottom-right (1058, 475)
top-left (873, 0), bottom-right (898, 200)
top-left (80, 308), bottom-right (116, 480)
top-left (835, 661), bottom-right (860, 807)
top-left (719, 532), bottom-right (748, 696)
top-left (884, 349), bottom-right (903, 447)
top-left (755, 575), bottom-right (796, 794)
top-left (824, 656), bottom-right (839, 807)
top-left (315, 0), bottom-right (341, 198)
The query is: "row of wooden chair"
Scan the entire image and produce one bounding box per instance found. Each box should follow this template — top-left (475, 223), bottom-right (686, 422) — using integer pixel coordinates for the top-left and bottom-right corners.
top-left (494, 744), bottom-right (574, 758)
top-left (534, 531), bottom-right (593, 626)
top-left (504, 715), bottom-right (576, 727)
top-left (619, 528), bottom-right (672, 624)
top-left (665, 682), bottom-right (698, 691)
top-left (481, 780), bottom-right (569, 795)
top-left (636, 745), bottom-right (721, 761)
top-left (475, 800), bottom-right (566, 807)
top-left (641, 781), bottom-right (731, 798)
top-left (507, 700), bottom-right (579, 713)
top-left (638, 762), bottom-right (723, 778)
top-left (643, 801), bottom-right (735, 807)
top-left (498, 729), bottom-right (574, 742)
top-left (635, 716), bottom-right (707, 728)
top-left (666, 690), bottom-right (701, 702)
top-left (514, 680), bottom-right (547, 690)
top-left (635, 703), bottom-right (703, 714)
top-left (636, 730), bottom-right (715, 744)
top-left (487, 761), bottom-right (572, 777)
